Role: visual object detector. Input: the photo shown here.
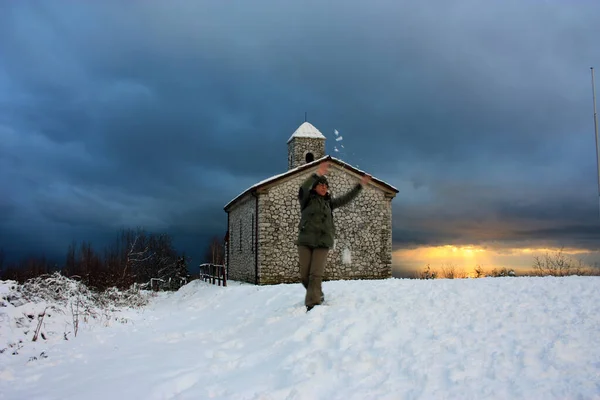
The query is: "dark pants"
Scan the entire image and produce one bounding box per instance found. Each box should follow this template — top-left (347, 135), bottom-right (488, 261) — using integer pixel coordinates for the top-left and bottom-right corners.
top-left (298, 246), bottom-right (329, 307)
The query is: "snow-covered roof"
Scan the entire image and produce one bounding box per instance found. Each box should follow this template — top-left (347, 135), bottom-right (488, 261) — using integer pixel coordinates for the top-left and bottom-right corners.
top-left (224, 155), bottom-right (399, 212)
top-left (286, 122), bottom-right (327, 143)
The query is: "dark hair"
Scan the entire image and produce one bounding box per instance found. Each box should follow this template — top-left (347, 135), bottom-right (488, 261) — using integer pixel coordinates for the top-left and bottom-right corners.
top-left (313, 175), bottom-right (329, 187)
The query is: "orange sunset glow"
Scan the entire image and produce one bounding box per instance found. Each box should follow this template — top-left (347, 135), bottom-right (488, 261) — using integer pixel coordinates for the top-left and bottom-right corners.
top-left (392, 245), bottom-right (600, 278)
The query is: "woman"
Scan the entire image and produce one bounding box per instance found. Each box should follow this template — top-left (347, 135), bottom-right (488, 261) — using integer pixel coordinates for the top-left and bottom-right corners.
top-left (296, 161), bottom-right (371, 311)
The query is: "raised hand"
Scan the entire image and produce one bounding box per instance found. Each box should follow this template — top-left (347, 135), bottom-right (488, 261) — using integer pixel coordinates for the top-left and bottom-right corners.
top-left (360, 174), bottom-right (372, 186)
top-left (317, 161), bottom-right (330, 176)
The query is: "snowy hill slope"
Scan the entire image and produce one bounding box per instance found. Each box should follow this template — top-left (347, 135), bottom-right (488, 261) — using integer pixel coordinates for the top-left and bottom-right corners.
top-left (1, 277), bottom-right (600, 399)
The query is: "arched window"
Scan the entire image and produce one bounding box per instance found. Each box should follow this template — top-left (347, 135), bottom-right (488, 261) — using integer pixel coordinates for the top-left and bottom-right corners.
top-left (305, 152), bottom-right (314, 163)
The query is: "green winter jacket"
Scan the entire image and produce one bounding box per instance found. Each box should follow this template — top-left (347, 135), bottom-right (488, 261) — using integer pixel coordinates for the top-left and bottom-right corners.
top-left (295, 173), bottom-right (363, 249)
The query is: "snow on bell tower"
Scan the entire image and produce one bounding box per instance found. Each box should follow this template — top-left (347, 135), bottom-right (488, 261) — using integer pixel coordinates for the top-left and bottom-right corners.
top-left (287, 121), bottom-right (326, 170)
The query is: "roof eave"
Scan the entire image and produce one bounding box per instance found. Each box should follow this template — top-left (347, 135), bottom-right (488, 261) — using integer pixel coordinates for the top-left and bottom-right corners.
top-left (224, 154), bottom-right (399, 212)
top-left (286, 134), bottom-right (326, 144)
top-left (224, 156), bottom-right (329, 212)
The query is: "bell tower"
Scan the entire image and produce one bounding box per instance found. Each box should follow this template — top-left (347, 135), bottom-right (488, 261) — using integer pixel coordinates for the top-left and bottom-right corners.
top-left (287, 121), bottom-right (326, 170)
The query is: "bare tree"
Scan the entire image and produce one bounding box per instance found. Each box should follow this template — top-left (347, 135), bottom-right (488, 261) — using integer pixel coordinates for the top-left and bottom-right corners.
top-left (104, 227), bottom-right (155, 288)
top-left (79, 241), bottom-right (93, 282)
top-left (532, 248), bottom-right (588, 277)
top-left (21, 256), bottom-right (50, 281)
top-left (204, 235), bottom-right (225, 265)
top-left (123, 231), bottom-right (152, 285)
top-left (157, 255), bottom-right (189, 290)
top-left (3, 227), bottom-right (184, 290)
top-left (64, 241), bottom-right (77, 276)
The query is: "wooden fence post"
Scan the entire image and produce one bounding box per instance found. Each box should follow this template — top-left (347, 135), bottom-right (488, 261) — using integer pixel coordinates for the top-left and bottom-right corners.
top-left (199, 263), bottom-right (227, 287)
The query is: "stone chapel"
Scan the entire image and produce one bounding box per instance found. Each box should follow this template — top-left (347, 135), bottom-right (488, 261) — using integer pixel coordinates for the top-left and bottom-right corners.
top-left (223, 122), bottom-right (398, 285)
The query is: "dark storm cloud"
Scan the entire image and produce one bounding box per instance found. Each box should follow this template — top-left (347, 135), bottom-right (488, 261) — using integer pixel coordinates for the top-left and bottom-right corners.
top-left (1, 0), bottom-right (600, 262)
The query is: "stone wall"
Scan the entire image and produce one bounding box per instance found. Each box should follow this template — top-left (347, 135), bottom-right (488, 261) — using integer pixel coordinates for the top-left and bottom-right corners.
top-left (287, 137), bottom-right (325, 170)
top-left (227, 194), bottom-right (257, 284)
top-left (257, 165), bottom-right (393, 284)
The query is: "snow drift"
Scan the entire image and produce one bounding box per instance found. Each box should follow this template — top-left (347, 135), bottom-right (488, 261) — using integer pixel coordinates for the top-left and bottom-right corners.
top-left (1, 276), bottom-right (599, 399)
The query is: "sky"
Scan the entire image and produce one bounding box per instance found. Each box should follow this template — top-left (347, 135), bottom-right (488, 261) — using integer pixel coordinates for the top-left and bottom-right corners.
top-left (2, 276), bottom-right (600, 399)
top-left (1, 1), bottom-right (600, 275)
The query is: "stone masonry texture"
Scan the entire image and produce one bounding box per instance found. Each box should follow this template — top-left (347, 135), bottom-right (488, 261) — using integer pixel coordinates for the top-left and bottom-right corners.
top-left (227, 165), bottom-right (394, 285)
top-left (227, 195), bottom-right (258, 284)
top-left (288, 137), bottom-right (325, 170)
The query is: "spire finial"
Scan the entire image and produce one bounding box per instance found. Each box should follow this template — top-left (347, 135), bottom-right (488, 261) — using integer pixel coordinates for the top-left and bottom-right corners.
top-left (305, 112), bottom-right (307, 122)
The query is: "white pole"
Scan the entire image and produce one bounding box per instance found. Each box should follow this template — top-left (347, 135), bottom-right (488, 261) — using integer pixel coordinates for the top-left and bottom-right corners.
top-left (592, 67), bottom-right (600, 218)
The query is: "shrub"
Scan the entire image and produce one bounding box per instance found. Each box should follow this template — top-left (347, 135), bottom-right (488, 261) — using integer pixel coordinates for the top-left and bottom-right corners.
top-left (487, 268), bottom-right (516, 277)
top-left (418, 264), bottom-right (438, 279)
top-left (440, 263), bottom-right (467, 279)
top-left (473, 265), bottom-right (485, 278)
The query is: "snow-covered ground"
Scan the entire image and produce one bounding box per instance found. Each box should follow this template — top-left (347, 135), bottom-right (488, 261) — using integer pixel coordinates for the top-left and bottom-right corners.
top-left (1, 276), bottom-right (600, 399)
